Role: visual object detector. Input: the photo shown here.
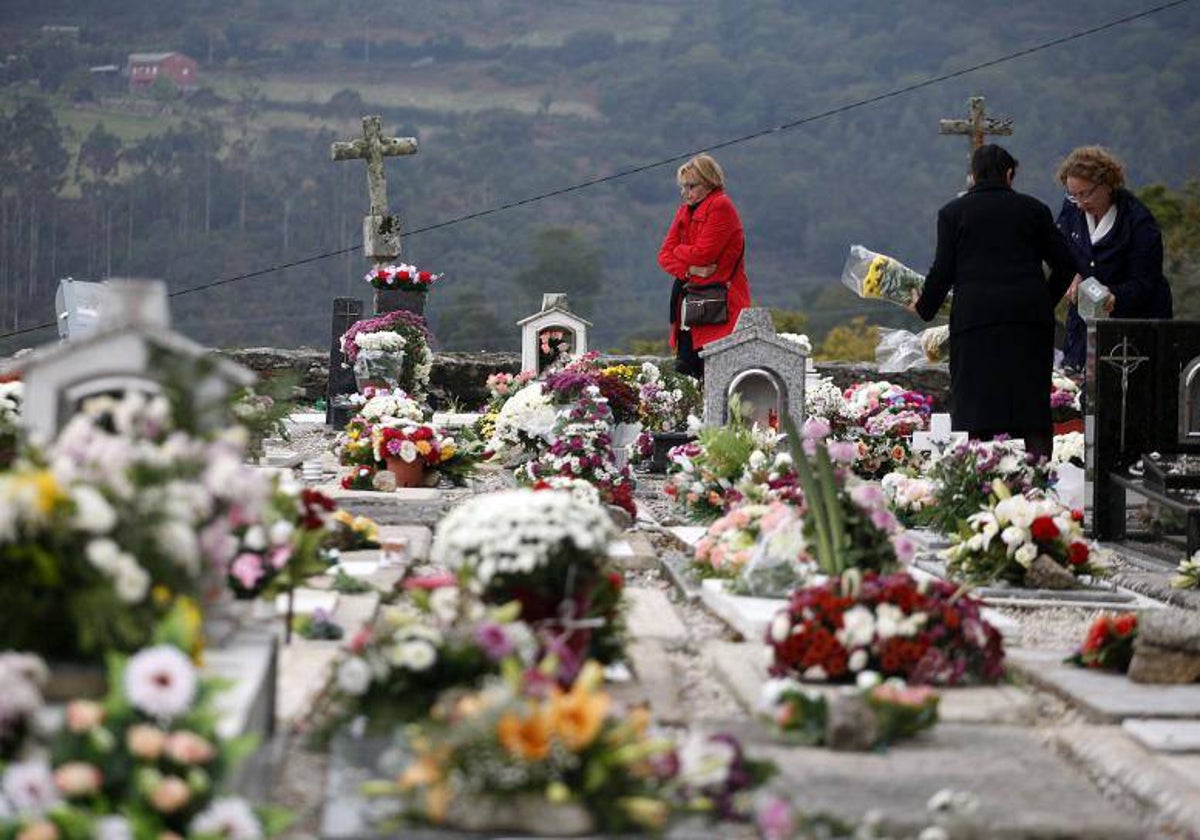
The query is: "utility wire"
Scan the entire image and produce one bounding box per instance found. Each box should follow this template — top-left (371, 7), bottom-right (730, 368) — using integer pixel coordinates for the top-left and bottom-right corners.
top-left (0, 0), bottom-right (1193, 344)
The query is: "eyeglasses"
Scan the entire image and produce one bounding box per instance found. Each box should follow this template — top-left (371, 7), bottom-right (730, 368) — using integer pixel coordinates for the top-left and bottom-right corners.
top-left (679, 181), bottom-right (702, 192)
top-left (1065, 183), bottom-right (1101, 205)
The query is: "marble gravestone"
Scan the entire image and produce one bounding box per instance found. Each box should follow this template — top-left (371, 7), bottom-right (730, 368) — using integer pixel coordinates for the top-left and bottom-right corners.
top-left (518, 293), bottom-right (591, 375)
top-left (699, 307), bottom-right (807, 430)
top-left (1089, 319), bottom-right (1200, 555)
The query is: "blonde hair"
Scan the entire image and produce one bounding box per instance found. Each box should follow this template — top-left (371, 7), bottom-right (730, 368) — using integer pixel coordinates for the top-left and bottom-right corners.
top-left (677, 154), bottom-right (726, 190)
top-left (1056, 146), bottom-right (1126, 190)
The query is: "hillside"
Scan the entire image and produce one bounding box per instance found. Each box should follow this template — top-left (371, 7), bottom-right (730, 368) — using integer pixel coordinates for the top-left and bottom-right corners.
top-left (1, 0), bottom-right (1198, 354)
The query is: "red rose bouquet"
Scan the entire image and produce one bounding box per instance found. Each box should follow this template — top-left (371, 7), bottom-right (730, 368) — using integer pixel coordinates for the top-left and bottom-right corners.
top-left (766, 571), bottom-right (1005, 686)
top-left (1066, 612), bottom-right (1137, 672)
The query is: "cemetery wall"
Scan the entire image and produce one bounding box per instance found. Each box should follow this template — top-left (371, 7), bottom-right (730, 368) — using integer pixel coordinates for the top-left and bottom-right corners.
top-left (217, 347), bottom-right (952, 412)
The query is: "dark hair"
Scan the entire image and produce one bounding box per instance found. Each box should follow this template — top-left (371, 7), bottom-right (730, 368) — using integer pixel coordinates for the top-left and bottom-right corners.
top-left (971, 144), bottom-right (1018, 182)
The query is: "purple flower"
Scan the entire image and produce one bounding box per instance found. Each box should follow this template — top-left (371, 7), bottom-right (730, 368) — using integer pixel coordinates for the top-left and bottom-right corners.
top-left (473, 622), bottom-right (514, 661)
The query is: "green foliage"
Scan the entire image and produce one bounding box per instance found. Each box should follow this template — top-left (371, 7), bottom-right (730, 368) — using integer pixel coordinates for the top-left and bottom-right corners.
top-left (1139, 179), bottom-right (1200, 320)
top-left (816, 316), bottom-right (879, 362)
top-left (770, 308), bottom-right (809, 336)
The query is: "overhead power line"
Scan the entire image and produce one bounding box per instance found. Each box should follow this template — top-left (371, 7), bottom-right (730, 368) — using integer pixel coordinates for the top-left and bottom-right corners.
top-left (0, 0), bottom-right (1192, 344)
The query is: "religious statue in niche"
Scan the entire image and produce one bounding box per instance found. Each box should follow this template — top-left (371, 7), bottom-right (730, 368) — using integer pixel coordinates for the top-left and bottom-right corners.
top-left (537, 327), bottom-right (574, 372)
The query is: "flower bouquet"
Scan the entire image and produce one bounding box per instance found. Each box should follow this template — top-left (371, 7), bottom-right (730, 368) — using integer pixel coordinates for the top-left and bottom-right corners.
top-left (487, 381), bottom-right (558, 462)
top-left (841, 244), bottom-right (940, 309)
top-left (340, 464), bottom-right (379, 491)
top-left (0, 391), bottom-right (275, 660)
top-left (1066, 613), bottom-right (1138, 672)
top-left (1051, 431), bottom-right (1085, 468)
top-left (373, 423), bottom-right (457, 487)
top-left (515, 385), bottom-right (637, 516)
top-left (365, 262), bottom-right (442, 292)
top-left (766, 571), bottom-right (1005, 685)
top-left (0, 652), bottom-right (46, 763)
top-left (310, 583), bottom-right (535, 740)
top-left (943, 489), bottom-right (1102, 586)
top-left (759, 675), bottom-right (939, 749)
top-left (1172, 552), bottom-right (1200, 590)
top-left (431, 489), bottom-right (624, 677)
top-left (693, 504), bottom-right (782, 580)
top-left (385, 661), bottom-right (774, 835)
top-left (0, 642), bottom-right (289, 840)
top-left (920, 437), bottom-right (1054, 534)
top-left (325, 511), bottom-right (380, 552)
top-left (881, 472), bottom-right (939, 528)
top-left (1050, 371), bottom-right (1082, 419)
top-left (339, 310), bottom-right (433, 401)
top-left (483, 370), bottom-right (535, 410)
top-left (226, 486), bottom-right (335, 601)
top-left (0, 376), bottom-right (23, 468)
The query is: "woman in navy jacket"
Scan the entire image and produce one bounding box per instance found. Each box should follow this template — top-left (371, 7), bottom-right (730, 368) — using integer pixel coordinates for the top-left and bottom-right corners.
top-left (1056, 145), bottom-right (1173, 370)
top-left (910, 145), bottom-right (1077, 461)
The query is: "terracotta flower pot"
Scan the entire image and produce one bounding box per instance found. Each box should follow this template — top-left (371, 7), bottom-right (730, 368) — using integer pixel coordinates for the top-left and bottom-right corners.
top-left (385, 455), bottom-right (426, 488)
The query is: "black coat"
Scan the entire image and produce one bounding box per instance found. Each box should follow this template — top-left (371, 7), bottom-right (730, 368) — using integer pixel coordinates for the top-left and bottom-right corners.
top-left (1058, 189), bottom-right (1172, 369)
top-left (915, 179), bottom-right (1077, 434)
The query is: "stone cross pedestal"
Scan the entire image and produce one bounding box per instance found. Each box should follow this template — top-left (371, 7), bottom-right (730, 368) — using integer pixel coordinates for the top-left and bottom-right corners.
top-left (939, 95), bottom-right (1013, 181)
top-left (331, 116), bottom-right (418, 263)
top-left (912, 412), bottom-right (967, 459)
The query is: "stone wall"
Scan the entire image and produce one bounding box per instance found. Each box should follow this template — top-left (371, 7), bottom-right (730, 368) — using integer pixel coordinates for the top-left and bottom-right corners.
top-left (219, 347), bottom-right (952, 414)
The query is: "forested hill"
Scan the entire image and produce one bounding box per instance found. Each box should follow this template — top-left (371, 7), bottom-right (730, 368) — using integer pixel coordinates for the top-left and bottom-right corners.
top-left (1, 0), bottom-right (1198, 355)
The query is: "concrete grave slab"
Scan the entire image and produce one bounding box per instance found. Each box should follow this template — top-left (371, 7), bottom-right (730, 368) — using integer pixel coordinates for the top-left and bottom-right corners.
top-left (323, 484), bottom-right (445, 526)
top-left (1122, 719), bottom-right (1200, 753)
top-left (731, 721), bottom-right (1142, 837)
top-left (624, 587), bottom-right (688, 646)
top-left (202, 629), bottom-right (277, 741)
top-left (275, 588), bottom-right (338, 616)
top-left (625, 639), bottom-right (686, 724)
top-left (1008, 648), bottom-right (1200, 722)
top-left (1055, 724), bottom-right (1200, 834)
top-left (668, 525), bottom-right (707, 548)
top-left (376, 524), bottom-right (432, 562)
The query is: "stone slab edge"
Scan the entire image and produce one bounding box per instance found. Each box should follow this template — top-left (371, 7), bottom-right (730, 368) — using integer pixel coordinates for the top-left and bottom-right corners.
top-left (1053, 724), bottom-right (1200, 835)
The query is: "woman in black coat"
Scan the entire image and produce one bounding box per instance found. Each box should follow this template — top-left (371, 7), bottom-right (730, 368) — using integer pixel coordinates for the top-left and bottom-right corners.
top-left (909, 144), bottom-right (1077, 461)
top-left (1056, 145), bottom-right (1173, 370)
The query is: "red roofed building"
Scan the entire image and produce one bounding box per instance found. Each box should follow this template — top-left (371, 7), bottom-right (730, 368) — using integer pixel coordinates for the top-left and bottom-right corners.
top-left (127, 52), bottom-right (198, 91)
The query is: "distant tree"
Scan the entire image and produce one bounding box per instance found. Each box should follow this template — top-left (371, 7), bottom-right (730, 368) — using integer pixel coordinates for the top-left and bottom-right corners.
top-left (326, 88), bottom-right (365, 117)
top-left (1140, 180), bottom-right (1200, 320)
top-left (76, 122), bottom-right (122, 182)
top-left (770, 307), bottom-right (809, 336)
top-left (149, 74), bottom-right (179, 102)
top-left (816, 316), bottom-right (878, 362)
top-left (511, 227), bottom-right (603, 313)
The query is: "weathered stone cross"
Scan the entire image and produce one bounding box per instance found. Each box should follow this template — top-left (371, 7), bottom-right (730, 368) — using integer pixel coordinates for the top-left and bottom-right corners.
top-left (939, 95), bottom-right (1013, 177)
top-left (331, 115), bottom-right (418, 261)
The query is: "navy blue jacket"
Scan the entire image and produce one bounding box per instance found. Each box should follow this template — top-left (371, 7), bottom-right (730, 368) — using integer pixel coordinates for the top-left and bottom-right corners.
top-left (1058, 189), bottom-right (1172, 368)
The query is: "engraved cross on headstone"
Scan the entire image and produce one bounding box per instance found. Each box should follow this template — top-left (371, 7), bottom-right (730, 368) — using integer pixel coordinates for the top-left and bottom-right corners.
top-left (1100, 338), bottom-right (1149, 453)
top-left (939, 95), bottom-right (1013, 180)
top-left (331, 115), bottom-right (418, 262)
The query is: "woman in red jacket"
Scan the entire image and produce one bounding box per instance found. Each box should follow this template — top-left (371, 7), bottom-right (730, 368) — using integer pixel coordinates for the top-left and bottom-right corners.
top-left (657, 154), bottom-right (752, 379)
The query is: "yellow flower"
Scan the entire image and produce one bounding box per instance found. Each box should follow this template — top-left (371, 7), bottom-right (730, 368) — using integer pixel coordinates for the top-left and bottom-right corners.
top-left (425, 783), bottom-right (452, 824)
top-left (497, 705), bottom-right (553, 761)
top-left (334, 510), bottom-right (354, 526)
top-left (439, 443), bottom-right (456, 461)
top-left (415, 440), bottom-right (432, 456)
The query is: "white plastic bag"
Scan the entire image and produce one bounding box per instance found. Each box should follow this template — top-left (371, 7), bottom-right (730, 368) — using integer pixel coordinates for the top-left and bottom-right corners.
top-left (841, 244), bottom-right (928, 308)
top-left (875, 325), bottom-right (950, 371)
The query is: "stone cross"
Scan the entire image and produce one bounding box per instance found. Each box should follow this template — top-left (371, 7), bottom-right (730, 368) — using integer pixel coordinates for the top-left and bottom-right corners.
top-left (939, 95), bottom-right (1013, 178)
top-left (331, 115), bottom-right (418, 261)
top-left (912, 412), bottom-right (967, 459)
